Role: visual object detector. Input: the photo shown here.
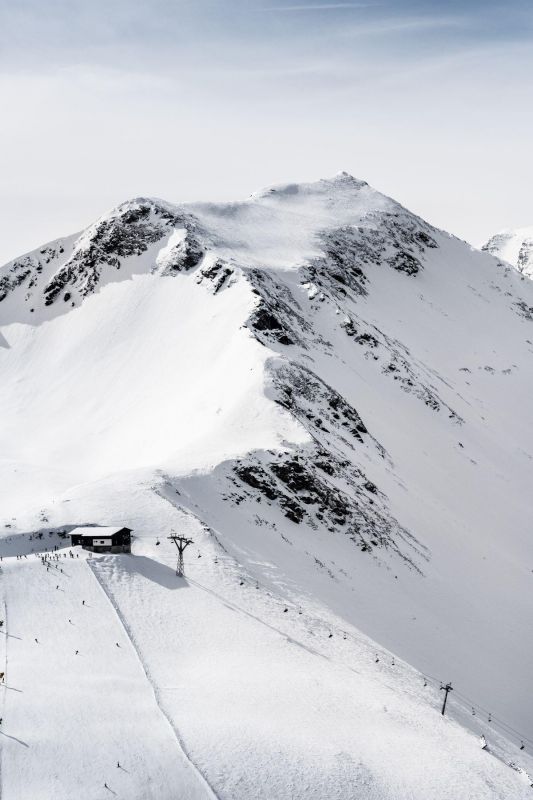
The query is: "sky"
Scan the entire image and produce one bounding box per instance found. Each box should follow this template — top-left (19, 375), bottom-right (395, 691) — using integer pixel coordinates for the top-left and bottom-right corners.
top-left (1, 0), bottom-right (533, 263)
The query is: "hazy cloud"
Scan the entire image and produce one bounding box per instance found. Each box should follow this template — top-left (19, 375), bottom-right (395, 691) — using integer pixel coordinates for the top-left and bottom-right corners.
top-left (266, 3), bottom-right (375, 10)
top-left (1, 0), bottom-right (533, 263)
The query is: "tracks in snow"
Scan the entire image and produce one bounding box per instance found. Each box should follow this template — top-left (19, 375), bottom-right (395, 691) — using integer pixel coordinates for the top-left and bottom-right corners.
top-left (87, 559), bottom-right (219, 800)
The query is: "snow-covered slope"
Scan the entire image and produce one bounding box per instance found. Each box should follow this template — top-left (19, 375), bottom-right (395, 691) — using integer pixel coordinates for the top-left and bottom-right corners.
top-left (483, 226), bottom-right (533, 278)
top-left (2, 173), bottom-right (533, 797)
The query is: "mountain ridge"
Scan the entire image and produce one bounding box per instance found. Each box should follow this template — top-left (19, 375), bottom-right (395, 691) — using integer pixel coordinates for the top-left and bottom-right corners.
top-left (2, 174), bottom-right (533, 797)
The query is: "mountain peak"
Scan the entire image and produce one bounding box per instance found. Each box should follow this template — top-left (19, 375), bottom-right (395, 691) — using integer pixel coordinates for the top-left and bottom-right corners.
top-left (3, 174), bottom-right (533, 795)
top-left (483, 225), bottom-right (533, 278)
top-left (250, 171), bottom-right (369, 201)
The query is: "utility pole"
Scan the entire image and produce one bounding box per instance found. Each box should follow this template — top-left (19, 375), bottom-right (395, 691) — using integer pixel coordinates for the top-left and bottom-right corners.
top-left (440, 682), bottom-right (453, 716)
top-left (167, 534), bottom-right (194, 576)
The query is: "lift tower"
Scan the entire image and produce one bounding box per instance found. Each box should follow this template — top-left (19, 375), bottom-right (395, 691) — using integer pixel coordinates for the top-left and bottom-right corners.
top-left (167, 534), bottom-right (194, 576)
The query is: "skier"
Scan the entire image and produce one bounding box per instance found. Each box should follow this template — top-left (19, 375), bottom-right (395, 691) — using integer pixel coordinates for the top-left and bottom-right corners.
top-left (480, 734), bottom-right (488, 750)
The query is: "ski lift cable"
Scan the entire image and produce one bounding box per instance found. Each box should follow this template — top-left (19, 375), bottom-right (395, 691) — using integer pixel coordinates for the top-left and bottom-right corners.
top-left (420, 677), bottom-right (533, 748)
top-left (150, 536), bottom-right (533, 754)
top-left (231, 576), bottom-right (533, 749)
top-left (450, 691), bottom-right (533, 747)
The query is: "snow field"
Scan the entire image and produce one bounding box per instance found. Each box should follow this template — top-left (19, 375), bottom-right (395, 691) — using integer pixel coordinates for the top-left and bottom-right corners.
top-left (1, 497), bottom-right (532, 799)
top-left (0, 554), bottom-right (211, 800)
top-left (90, 525), bottom-right (533, 800)
top-left (0, 268), bottom-right (307, 518)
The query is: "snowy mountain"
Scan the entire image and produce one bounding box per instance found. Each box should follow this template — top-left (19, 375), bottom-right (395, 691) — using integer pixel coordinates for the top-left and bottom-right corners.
top-left (2, 173), bottom-right (533, 799)
top-left (483, 226), bottom-right (533, 278)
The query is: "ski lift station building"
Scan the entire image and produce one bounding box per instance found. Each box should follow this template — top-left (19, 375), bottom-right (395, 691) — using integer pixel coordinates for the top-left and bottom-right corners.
top-left (70, 526), bottom-right (132, 554)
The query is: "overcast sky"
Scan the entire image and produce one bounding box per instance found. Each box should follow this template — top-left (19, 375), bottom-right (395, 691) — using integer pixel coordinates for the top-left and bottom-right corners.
top-left (1, 0), bottom-right (532, 263)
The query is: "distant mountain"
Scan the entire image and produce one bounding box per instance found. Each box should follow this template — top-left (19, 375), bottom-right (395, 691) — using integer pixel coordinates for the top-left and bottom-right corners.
top-left (483, 226), bottom-right (533, 278)
top-left (2, 173), bottom-right (533, 798)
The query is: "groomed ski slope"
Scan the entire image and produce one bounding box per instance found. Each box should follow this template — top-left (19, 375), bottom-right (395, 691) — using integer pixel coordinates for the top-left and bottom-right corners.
top-left (0, 552), bottom-right (212, 800)
top-left (1, 512), bottom-right (532, 799)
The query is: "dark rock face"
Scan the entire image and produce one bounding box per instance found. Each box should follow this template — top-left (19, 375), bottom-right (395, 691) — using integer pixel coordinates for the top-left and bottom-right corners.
top-left (247, 269), bottom-right (312, 348)
top-left (515, 300), bottom-right (533, 321)
top-left (157, 234), bottom-right (204, 277)
top-left (44, 202), bottom-right (187, 305)
top-left (229, 446), bottom-right (427, 570)
top-left (271, 362), bottom-right (380, 452)
top-left (196, 259), bottom-right (233, 293)
top-left (0, 259), bottom-right (33, 302)
top-left (0, 244), bottom-right (64, 304)
top-left (308, 212), bottom-right (438, 298)
top-left (387, 250), bottom-right (422, 276)
top-left (314, 227), bottom-right (370, 296)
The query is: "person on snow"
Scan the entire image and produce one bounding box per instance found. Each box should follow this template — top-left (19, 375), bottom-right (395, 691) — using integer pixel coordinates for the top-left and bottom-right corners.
top-left (480, 734), bottom-right (488, 750)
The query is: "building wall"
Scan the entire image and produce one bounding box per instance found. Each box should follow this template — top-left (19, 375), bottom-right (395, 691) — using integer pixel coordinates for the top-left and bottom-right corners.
top-left (70, 529), bottom-right (132, 553)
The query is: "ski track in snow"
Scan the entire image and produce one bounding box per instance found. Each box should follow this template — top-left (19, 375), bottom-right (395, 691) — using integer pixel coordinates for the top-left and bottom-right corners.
top-left (0, 556), bottom-right (212, 800)
top-left (87, 559), bottom-right (219, 800)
